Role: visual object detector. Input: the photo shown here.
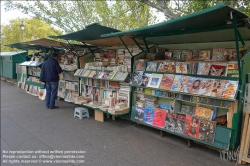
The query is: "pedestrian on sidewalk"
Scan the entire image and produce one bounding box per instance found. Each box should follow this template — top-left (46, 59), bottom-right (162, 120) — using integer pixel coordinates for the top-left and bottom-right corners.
top-left (40, 52), bottom-right (62, 109)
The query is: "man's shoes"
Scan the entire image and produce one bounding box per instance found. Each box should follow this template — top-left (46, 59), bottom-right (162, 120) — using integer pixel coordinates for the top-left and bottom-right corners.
top-left (50, 106), bottom-right (59, 109)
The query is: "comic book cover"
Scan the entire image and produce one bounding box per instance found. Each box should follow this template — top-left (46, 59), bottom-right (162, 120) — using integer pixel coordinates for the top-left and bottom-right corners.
top-left (181, 50), bottom-right (193, 61)
top-left (183, 114), bottom-right (192, 136)
top-left (226, 62), bottom-right (239, 77)
top-left (194, 106), bottom-right (212, 119)
top-left (146, 61), bottom-right (158, 71)
top-left (210, 80), bottom-right (227, 98)
top-left (172, 50), bottom-right (182, 60)
top-left (221, 80), bottom-right (239, 99)
top-left (208, 63), bottom-right (227, 76)
top-left (175, 113), bottom-right (186, 134)
top-left (199, 49), bottom-right (212, 60)
top-left (135, 59), bottom-right (148, 71)
top-left (143, 105), bottom-right (155, 125)
top-left (159, 74), bottom-right (175, 90)
top-left (211, 48), bottom-right (227, 61)
top-left (152, 108), bottom-right (167, 128)
top-left (176, 62), bottom-right (187, 74)
top-left (192, 50), bottom-right (199, 60)
top-left (180, 105), bottom-right (194, 115)
top-left (188, 116), bottom-right (200, 139)
top-left (139, 73), bottom-right (151, 87)
top-left (198, 78), bottom-right (214, 96)
top-left (191, 62), bottom-right (199, 74)
top-left (164, 113), bottom-right (177, 132)
top-left (179, 76), bottom-right (189, 92)
top-left (224, 49), bottom-right (237, 61)
top-left (164, 51), bottom-right (173, 60)
top-left (131, 71), bottom-right (144, 85)
top-left (199, 119), bottom-right (216, 143)
top-left (135, 104), bottom-right (144, 121)
top-left (197, 62), bottom-right (211, 75)
top-left (165, 62), bottom-right (176, 73)
top-left (185, 77), bottom-right (202, 94)
top-left (170, 75), bottom-right (183, 92)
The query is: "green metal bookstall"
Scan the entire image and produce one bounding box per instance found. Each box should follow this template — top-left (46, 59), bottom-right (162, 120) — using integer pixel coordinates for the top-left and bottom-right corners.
top-left (101, 4), bottom-right (250, 150)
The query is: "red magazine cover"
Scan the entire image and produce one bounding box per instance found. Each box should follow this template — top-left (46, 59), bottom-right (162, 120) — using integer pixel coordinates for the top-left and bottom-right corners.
top-left (153, 108), bottom-right (167, 128)
top-left (183, 114), bottom-right (192, 136)
top-left (188, 116), bottom-right (200, 139)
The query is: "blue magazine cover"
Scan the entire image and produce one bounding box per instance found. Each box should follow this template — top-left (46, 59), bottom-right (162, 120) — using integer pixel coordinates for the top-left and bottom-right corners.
top-left (143, 105), bottom-right (155, 125)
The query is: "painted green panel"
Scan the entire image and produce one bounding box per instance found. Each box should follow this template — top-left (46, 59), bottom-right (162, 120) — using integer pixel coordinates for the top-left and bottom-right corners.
top-left (26, 81), bottom-right (45, 88)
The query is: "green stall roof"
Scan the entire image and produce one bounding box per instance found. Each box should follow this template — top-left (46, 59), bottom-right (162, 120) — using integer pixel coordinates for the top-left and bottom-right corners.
top-left (101, 4), bottom-right (249, 44)
top-left (49, 23), bottom-right (147, 47)
top-left (49, 23), bottom-right (120, 41)
top-left (5, 43), bottom-right (45, 51)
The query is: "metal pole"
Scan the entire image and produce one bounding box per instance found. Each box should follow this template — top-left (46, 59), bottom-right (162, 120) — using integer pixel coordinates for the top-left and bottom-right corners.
top-left (22, 30), bottom-right (24, 42)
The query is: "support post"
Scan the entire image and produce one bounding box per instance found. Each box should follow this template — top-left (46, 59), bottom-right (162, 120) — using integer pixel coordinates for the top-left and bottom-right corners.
top-left (131, 37), bottom-right (144, 52)
top-left (143, 37), bottom-right (149, 53)
top-left (118, 36), bottom-right (133, 57)
top-left (81, 42), bottom-right (94, 54)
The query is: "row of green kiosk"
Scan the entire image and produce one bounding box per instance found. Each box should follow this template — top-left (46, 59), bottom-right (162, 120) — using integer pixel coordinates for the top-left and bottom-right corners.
top-left (4, 4), bottom-right (250, 151)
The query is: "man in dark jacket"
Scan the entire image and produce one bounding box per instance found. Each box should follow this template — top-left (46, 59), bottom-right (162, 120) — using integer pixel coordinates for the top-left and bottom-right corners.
top-left (40, 52), bottom-right (62, 109)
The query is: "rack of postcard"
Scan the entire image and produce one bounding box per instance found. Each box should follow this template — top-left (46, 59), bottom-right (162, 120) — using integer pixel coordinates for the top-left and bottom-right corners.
top-left (73, 47), bottom-right (141, 116)
top-left (130, 47), bottom-right (247, 145)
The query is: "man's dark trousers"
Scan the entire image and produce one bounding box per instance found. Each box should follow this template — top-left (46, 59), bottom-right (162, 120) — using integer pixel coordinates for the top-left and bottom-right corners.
top-left (45, 82), bottom-right (58, 108)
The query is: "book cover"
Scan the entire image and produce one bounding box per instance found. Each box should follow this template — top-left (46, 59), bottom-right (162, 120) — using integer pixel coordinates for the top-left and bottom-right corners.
top-left (194, 106), bottom-right (212, 119)
top-left (139, 73), bottom-right (151, 87)
top-left (199, 49), bottom-right (212, 60)
top-left (186, 77), bottom-right (202, 94)
top-left (112, 72), bottom-right (123, 80)
top-left (152, 108), bottom-right (167, 128)
top-left (176, 62), bottom-right (187, 74)
top-left (197, 62), bottom-right (211, 75)
top-left (180, 105), bottom-right (194, 115)
top-left (170, 75), bottom-right (183, 92)
top-left (164, 113), bottom-right (177, 132)
top-left (147, 74), bottom-right (163, 88)
top-left (83, 70), bottom-right (91, 77)
top-left (175, 113), bottom-right (186, 134)
top-left (192, 50), bottom-right (199, 60)
top-left (107, 71), bottom-right (117, 79)
top-left (159, 74), bottom-right (175, 90)
top-left (179, 76), bottom-right (189, 92)
top-left (188, 116), bottom-right (200, 139)
top-left (135, 104), bottom-right (144, 121)
top-left (191, 62), bottom-right (199, 74)
top-left (143, 105), bottom-right (155, 125)
top-left (146, 61), bottom-right (158, 71)
top-left (199, 119), bottom-right (216, 143)
top-left (135, 59), bottom-right (148, 71)
top-left (165, 62), bottom-right (176, 73)
top-left (210, 80), bottom-right (227, 98)
top-left (208, 63), bottom-right (227, 76)
top-left (119, 72), bottom-right (129, 81)
top-left (102, 72), bottom-right (110, 79)
top-left (198, 78), bottom-right (214, 96)
top-left (131, 71), bottom-right (144, 85)
top-left (164, 51), bottom-right (172, 60)
top-left (89, 71), bottom-right (97, 78)
top-left (212, 48), bottom-right (226, 61)
top-left (221, 80), bottom-right (238, 99)
top-left (224, 49), bottom-right (237, 61)
top-left (226, 62), bottom-right (239, 77)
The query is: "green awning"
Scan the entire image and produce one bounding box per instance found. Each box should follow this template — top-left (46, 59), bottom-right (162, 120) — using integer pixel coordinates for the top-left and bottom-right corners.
top-left (49, 23), bottom-right (120, 41)
top-left (101, 4), bottom-right (249, 42)
top-left (5, 43), bottom-right (45, 51)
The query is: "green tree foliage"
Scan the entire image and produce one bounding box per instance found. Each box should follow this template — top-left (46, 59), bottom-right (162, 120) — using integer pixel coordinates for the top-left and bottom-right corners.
top-left (3, 0), bottom-right (157, 33)
top-left (1, 17), bottom-right (62, 52)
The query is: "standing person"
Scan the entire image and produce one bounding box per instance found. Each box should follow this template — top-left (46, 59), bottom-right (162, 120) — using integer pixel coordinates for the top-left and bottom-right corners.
top-left (40, 52), bottom-right (62, 109)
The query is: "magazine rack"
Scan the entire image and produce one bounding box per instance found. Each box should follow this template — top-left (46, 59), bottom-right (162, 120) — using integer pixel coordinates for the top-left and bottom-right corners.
top-left (101, 4), bottom-right (250, 150)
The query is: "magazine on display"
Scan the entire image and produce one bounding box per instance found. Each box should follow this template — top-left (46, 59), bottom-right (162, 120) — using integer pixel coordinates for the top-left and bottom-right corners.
top-left (221, 80), bottom-right (238, 99)
top-left (226, 62), bottom-right (239, 77)
top-left (170, 75), bottom-right (183, 92)
top-left (157, 62), bottom-right (166, 72)
top-left (153, 108), bottom-right (167, 128)
top-left (146, 61), bottom-right (158, 71)
top-left (179, 76), bottom-right (189, 92)
top-left (199, 119), bottom-right (216, 144)
top-left (187, 77), bottom-right (202, 94)
top-left (143, 105), bottom-right (155, 125)
top-left (176, 62), bottom-right (187, 74)
top-left (135, 59), bottom-right (148, 71)
top-left (180, 105), bottom-right (194, 115)
top-left (225, 49), bottom-right (237, 61)
top-left (198, 78), bottom-right (214, 96)
top-left (208, 63), bottom-right (227, 76)
top-left (199, 49), bottom-right (212, 60)
top-left (166, 62), bottom-right (176, 73)
top-left (164, 113), bottom-right (176, 132)
top-left (210, 80), bottom-right (227, 98)
top-left (211, 48), bottom-right (226, 61)
top-left (175, 114), bottom-right (186, 134)
top-left (164, 51), bottom-right (173, 60)
top-left (159, 74), bottom-right (175, 91)
top-left (181, 50), bottom-right (193, 61)
top-left (139, 73), bottom-right (151, 87)
top-left (197, 62), bottom-right (211, 75)
top-left (188, 116), bottom-right (200, 139)
top-left (172, 50), bottom-right (182, 60)
top-left (192, 50), bottom-right (199, 60)
top-left (194, 106), bottom-right (212, 119)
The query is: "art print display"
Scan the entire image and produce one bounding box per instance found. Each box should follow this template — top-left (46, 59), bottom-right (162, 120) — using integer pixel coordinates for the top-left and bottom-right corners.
top-left (175, 114), bottom-right (186, 134)
top-left (153, 108), bottom-right (167, 128)
top-left (221, 80), bottom-right (238, 99)
top-left (143, 105), bottom-right (155, 125)
top-left (208, 63), bottom-right (227, 76)
top-left (170, 75), bottom-right (183, 91)
top-left (147, 74), bottom-right (163, 88)
top-left (176, 62), bottom-right (187, 74)
top-left (198, 78), bottom-right (214, 96)
top-left (159, 74), bottom-right (175, 90)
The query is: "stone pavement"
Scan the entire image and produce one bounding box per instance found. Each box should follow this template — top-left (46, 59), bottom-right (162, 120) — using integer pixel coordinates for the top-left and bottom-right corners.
top-left (1, 81), bottom-right (237, 166)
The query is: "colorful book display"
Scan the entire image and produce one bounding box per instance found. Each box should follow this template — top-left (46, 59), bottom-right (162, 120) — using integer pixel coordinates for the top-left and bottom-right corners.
top-left (159, 74), bottom-right (175, 90)
top-left (146, 61), bottom-right (158, 71)
top-left (147, 74), bottom-right (163, 88)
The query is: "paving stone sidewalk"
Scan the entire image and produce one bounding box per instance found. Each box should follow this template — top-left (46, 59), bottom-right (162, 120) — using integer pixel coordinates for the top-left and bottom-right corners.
top-left (1, 81), bottom-right (237, 166)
